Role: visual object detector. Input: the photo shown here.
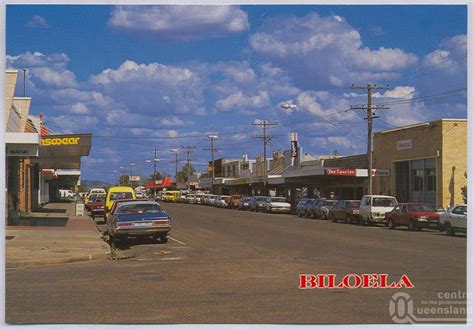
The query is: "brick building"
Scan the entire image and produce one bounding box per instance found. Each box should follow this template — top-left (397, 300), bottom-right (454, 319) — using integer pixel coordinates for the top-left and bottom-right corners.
top-left (373, 119), bottom-right (467, 208)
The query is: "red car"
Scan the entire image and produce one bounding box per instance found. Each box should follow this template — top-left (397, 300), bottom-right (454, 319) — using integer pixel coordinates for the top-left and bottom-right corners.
top-left (90, 196), bottom-right (106, 219)
top-left (386, 203), bottom-right (440, 231)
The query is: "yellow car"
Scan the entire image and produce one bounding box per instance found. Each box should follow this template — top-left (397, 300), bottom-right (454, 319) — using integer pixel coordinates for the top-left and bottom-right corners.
top-left (163, 190), bottom-right (180, 202)
top-left (105, 186), bottom-right (136, 218)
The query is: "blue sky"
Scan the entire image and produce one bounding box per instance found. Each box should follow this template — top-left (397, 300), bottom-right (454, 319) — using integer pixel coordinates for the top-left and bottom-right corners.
top-left (6, 5), bottom-right (467, 183)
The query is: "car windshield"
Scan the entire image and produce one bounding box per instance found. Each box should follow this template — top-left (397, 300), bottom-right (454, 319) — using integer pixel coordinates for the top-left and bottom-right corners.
top-left (372, 198), bottom-right (397, 207)
top-left (117, 203), bottom-right (163, 214)
top-left (95, 197), bottom-right (105, 202)
top-left (271, 197), bottom-right (287, 203)
top-left (347, 201), bottom-right (361, 208)
top-left (408, 204), bottom-right (436, 212)
top-left (110, 192), bottom-right (133, 201)
top-left (222, 196), bottom-right (231, 200)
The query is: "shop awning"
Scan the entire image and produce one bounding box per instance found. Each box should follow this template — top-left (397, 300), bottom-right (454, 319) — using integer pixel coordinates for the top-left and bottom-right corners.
top-left (34, 133), bottom-right (92, 169)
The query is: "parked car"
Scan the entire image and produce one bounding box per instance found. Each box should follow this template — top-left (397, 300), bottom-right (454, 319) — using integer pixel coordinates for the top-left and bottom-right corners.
top-left (249, 196), bottom-right (267, 212)
top-left (263, 197), bottom-right (291, 213)
top-left (105, 186), bottom-right (136, 219)
top-left (185, 194), bottom-right (196, 203)
top-left (439, 204), bottom-right (467, 236)
top-left (194, 193), bottom-right (205, 204)
top-left (215, 195), bottom-right (231, 207)
top-left (107, 200), bottom-right (171, 245)
top-left (359, 195), bottom-right (398, 225)
top-left (206, 195), bottom-right (218, 206)
top-left (162, 190), bottom-right (180, 202)
top-left (238, 196), bottom-right (252, 210)
top-left (84, 188), bottom-right (106, 205)
top-left (296, 198), bottom-right (316, 218)
top-left (228, 195), bottom-right (242, 209)
top-left (329, 200), bottom-right (361, 223)
top-left (310, 198), bottom-right (337, 219)
top-left (135, 192), bottom-right (145, 199)
top-left (386, 203), bottom-right (440, 231)
top-left (90, 196), bottom-right (106, 220)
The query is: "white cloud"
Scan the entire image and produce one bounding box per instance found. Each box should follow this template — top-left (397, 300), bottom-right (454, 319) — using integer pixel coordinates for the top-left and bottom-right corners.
top-left (25, 16), bottom-right (49, 28)
top-left (215, 90), bottom-right (270, 114)
top-left (108, 5), bottom-right (249, 41)
top-left (373, 86), bottom-right (415, 99)
top-left (160, 117), bottom-right (191, 126)
top-left (91, 60), bottom-right (204, 116)
top-left (249, 12), bottom-right (418, 89)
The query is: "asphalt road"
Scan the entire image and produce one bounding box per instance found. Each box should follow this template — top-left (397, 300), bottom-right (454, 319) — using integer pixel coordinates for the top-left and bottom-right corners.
top-left (6, 203), bottom-right (467, 324)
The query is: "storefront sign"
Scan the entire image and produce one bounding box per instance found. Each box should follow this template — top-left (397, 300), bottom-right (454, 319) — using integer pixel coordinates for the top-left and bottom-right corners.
top-left (6, 144), bottom-right (39, 157)
top-left (376, 169), bottom-right (390, 176)
top-left (129, 176), bottom-right (140, 182)
top-left (41, 137), bottom-right (81, 146)
top-left (325, 168), bottom-right (356, 176)
top-left (397, 139), bottom-right (412, 150)
top-left (290, 132), bottom-right (298, 158)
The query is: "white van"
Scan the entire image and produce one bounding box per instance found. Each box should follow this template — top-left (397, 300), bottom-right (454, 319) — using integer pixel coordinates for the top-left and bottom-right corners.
top-left (359, 195), bottom-right (398, 225)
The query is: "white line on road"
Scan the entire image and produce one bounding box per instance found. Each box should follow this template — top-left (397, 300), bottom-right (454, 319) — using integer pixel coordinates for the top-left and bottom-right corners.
top-left (169, 236), bottom-right (187, 245)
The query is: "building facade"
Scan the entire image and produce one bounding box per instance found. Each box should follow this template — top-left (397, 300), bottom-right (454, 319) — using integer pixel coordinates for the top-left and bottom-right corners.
top-left (373, 119), bottom-right (467, 208)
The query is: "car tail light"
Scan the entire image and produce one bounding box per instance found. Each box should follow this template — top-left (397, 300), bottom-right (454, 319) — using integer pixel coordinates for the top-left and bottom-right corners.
top-left (154, 219), bottom-right (170, 225)
top-left (117, 222), bottom-right (133, 227)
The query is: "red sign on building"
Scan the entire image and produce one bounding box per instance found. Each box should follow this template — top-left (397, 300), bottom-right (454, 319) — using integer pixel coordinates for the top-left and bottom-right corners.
top-left (325, 168), bottom-right (357, 176)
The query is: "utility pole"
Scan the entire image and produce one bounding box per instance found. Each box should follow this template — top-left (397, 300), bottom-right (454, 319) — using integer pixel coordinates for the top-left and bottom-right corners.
top-left (171, 149), bottom-right (179, 185)
top-left (120, 167), bottom-right (125, 186)
top-left (253, 120), bottom-right (277, 195)
top-left (182, 146), bottom-right (196, 191)
top-left (153, 148), bottom-right (158, 199)
top-left (130, 162), bottom-right (135, 188)
top-left (205, 135), bottom-right (219, 194)
top-left (350, 83), bottom-right (389, 195)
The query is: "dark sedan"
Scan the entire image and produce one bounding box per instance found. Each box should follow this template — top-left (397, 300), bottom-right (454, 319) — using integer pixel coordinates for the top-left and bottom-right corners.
top-left (296, 198), bottom-right (317, 218)
top-left (107, 200), bottom-right (171, 245)
top-left (328, 200), bottom-right (361, 223)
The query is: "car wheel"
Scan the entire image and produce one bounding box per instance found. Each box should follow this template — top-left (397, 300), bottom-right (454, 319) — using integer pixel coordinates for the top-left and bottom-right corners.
top-left (298, 211), bottom-right (302, 218)
top-left (365, 217), bottom-right (372, 226)
top-left (158, 235), bottom-right (168, 244)
top-left (408, 219), bottom-right (417, 231)
top-left (388, 218), bottom-right (396, 230)
top-left (445, 223), bottom-right (455, 236)
top-left (331, 214), bottom-right (337, 223)
top-left (345, 215), bottom-right (352, 224)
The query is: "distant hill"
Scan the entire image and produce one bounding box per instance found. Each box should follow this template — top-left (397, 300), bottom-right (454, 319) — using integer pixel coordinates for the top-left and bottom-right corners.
top-left (81, 180), bottom-right (112, 191)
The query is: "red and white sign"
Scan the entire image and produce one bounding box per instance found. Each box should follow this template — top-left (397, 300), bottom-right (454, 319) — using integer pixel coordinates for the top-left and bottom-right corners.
top-left (325, 168), bottom-right (356, 176)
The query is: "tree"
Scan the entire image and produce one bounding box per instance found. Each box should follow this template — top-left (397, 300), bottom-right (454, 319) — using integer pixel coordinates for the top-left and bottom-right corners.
top-left (119, 175), bottom-right (129, 186)
top-left (149, 172), bottom-right (163, 181)
top-left (176, 163), bottom-right (196, 183)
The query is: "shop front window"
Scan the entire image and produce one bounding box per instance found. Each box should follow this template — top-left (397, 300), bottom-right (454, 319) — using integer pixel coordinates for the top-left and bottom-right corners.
top-left (411, 169), bottom-right (424, 191)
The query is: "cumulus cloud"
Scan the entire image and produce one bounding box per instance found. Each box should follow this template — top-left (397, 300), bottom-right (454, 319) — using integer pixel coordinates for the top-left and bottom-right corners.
top-left (108, 5), bottom-right (249, 41)
top-left (25, 15), bottom-right (49, 28)
top-left (91, 60), bottom-right (204, 116)
top-left (7, 51), bottom-right (78, 88)
top-left (215, 90), bottom-right (270, 114)
top-left (249, 13), bottom-right (417, 89)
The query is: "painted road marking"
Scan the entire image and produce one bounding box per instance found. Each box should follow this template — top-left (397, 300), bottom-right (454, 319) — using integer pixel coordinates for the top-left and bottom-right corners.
top-left (169, 236), bottom-right (186, 245)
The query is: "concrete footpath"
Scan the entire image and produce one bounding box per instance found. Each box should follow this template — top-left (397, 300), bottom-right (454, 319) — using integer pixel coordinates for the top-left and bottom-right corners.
top-left (6, 202), bottom-right (111, 268)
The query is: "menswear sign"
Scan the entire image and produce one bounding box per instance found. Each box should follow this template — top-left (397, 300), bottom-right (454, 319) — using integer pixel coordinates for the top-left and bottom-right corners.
top-left (41, 137), bottom-right (81, 146)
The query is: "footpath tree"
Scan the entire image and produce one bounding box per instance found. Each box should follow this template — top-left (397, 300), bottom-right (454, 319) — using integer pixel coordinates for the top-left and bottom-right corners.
top-left (176, 163), bottom-right (196, 183)
top-left (119, 175), bottom-right (130, 186)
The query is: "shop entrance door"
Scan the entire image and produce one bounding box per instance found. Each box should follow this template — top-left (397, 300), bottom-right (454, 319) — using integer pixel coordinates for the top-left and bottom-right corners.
top-left (395, 161), bottom-right (409, 202)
